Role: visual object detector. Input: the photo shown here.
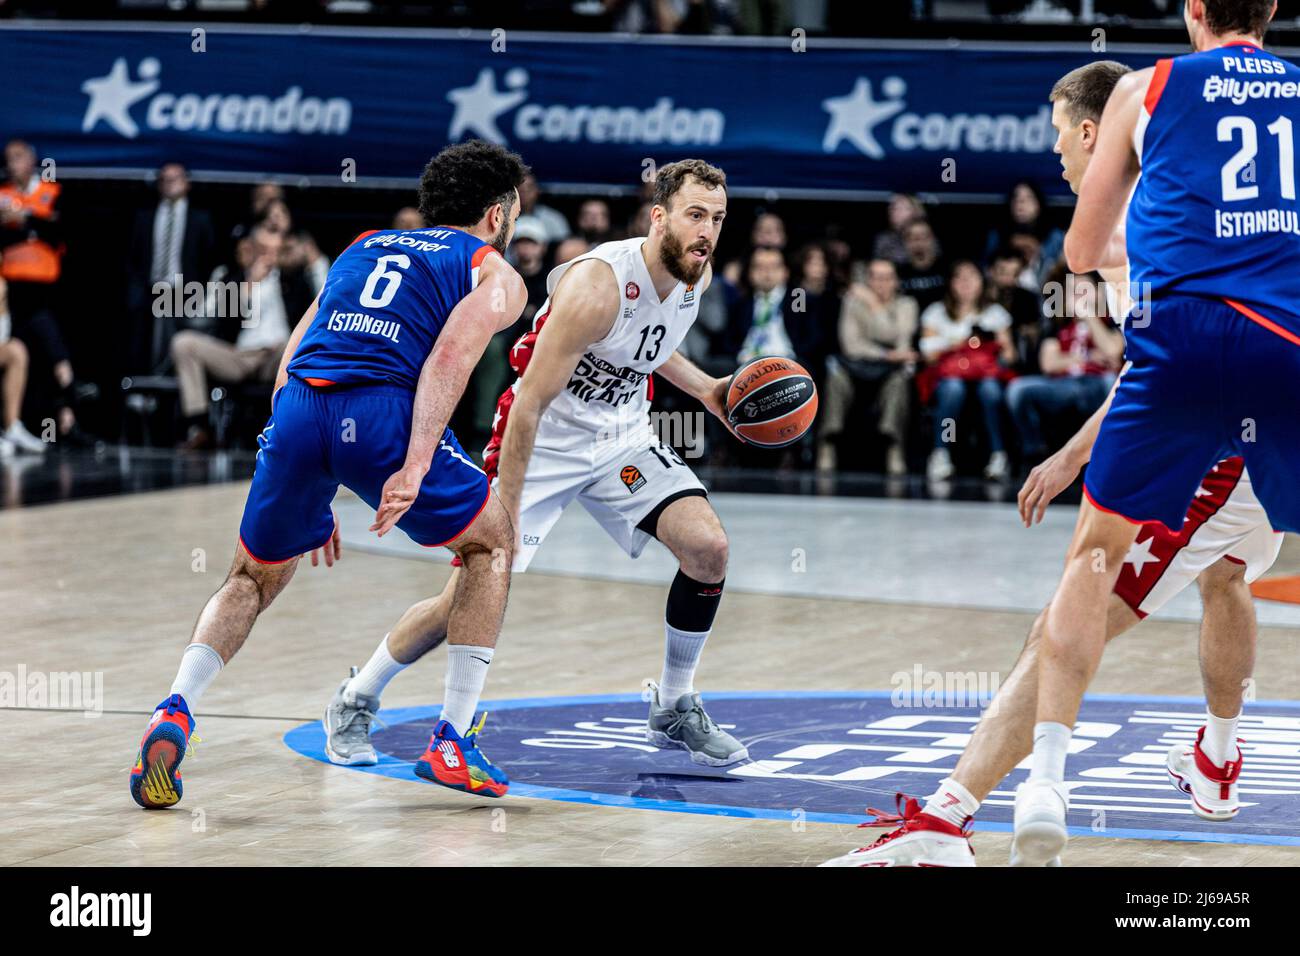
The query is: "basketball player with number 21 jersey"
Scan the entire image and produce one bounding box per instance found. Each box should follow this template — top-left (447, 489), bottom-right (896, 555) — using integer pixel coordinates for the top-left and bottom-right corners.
top-left (1011, 0), bottom-right (1300, 868)
top-left (324, 159), bottom-right (750, 770)
top-left (130, 142), bottom-right (531, 809)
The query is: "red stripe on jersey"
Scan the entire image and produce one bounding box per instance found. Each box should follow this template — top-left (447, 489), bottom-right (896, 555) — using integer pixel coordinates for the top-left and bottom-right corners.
top-left (1223, 298), bottom-right (1300, 348)
top-left (347, 229), bottom-right (380, 249)
top-left (1145, 58), bottom-right (1173, 115)
top-left (471, 244), bottom-right (496, 270)
top-left (1112, 457), bottom-right (1246, 616)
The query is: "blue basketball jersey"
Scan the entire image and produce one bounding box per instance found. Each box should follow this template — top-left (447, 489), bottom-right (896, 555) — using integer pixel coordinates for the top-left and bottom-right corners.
top-left (288, 227), bottom-right (496, 389)
top-left (1128, 42), bottom-right (1300, 340)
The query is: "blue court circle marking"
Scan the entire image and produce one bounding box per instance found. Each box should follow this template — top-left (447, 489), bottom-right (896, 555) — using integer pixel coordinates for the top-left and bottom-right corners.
top-left (284, 691), bottom-right (1300, 846)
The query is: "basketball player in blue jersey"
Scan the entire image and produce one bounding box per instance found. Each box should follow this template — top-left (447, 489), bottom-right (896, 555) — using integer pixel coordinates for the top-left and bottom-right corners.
top-left (1014, 0), bottom-right (1300, 865)
top-left (129, 141), bottom-right (530, 809)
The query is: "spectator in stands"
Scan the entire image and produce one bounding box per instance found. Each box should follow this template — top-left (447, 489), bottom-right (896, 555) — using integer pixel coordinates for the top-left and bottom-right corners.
top-left (509, 216), bottom-right (550, 324)
top-left (987, 247), bottom-right (1044, 373)
top-left (0, 276), bottom-right (46, 456)
top-left (553, 236), bottom-right (590, 266)
top-left (921, 260), bottom-right (1016, 482)
top-left (819, 258), bottom-right (918, 475)
top-left (576, 198), bottom-right (613, 244)
top-left (0, 138), bottom-right (83, 441)
top-left (629, 201), bottom-right (653, 240)
top-left (984, 180), bottom-right (1063, 288)
top-left (127, 162), bottom-right (217, 372)
top-left (872, 193), bottom-right (926, 265)
top-left (518, 173), bottom-right (570, 243)
top-left (171, 225), bottom-right (313, 449)
top-left (723, 246), bottom-right (821, 370)
top-left (256, 197), bottom-right (293, 236)
top-left (793, 242), bottom-right (839, 376)
top-left (897, 217), bottom-right (947, 311)
top-left (1007, 269), bottom-right (1123, 466)
top-left (392, 206), bottom-right (424, 230)
top-left (230, 182), bottom-right (285, 245)
top-left (280, 230), bottom-right (330, 296)
top-left (751, 212), bottom-right (787, 251)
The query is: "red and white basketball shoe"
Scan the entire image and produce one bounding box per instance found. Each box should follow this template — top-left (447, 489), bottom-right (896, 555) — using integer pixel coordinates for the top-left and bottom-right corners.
top-left (1166, 726), bottom-right (1242, 821)
top-left (819, 794), bottom-right (975, 867)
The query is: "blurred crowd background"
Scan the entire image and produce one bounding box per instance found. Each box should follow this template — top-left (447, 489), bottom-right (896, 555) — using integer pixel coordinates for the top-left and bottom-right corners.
top-left (0, 144), bottom-right (1123, 482)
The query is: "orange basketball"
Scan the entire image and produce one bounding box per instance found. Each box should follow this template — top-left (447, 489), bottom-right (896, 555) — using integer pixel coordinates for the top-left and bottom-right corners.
top-left (725, 357), bottom-right (818, 448)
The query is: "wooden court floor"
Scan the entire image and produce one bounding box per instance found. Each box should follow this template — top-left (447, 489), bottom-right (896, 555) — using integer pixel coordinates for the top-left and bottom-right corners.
top-left (2, 482), bottom-right (1298, 866)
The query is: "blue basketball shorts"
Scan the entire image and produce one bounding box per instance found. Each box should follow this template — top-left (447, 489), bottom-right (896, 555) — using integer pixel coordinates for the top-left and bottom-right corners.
top-left (1085, 295), bottom-right (1300, 534)
top-left (238, 379), bottom-right (490, 563)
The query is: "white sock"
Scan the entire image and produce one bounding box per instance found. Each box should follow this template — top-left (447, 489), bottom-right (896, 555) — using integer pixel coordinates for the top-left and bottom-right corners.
top-left (659, 624), bottom-right (710, 707)
top-left (923, 777), bottom-right (981, 827)
top-left (168, 642), bottom-right (224, 712)
top-left (1202, 709), bottom-right (1241, 767)
top-left (441, 644), bottom-right (493, 736)
top-left (347, 634), bottom-right (407, 703)
top-left (1028, 721), bottom-right (1072, 783)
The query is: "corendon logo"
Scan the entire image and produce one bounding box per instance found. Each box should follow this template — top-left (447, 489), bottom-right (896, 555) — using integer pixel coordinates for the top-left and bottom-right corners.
top-left (446, 68), bottom-right (725, 147)
top-left (821, 75), bottom-right (1052, 160)
top-left (81, 57), bottom-right (352, 140)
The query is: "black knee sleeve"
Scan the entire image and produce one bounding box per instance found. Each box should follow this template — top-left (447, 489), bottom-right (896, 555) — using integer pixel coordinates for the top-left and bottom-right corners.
top-left (666, 570), bottom-right (725, 633)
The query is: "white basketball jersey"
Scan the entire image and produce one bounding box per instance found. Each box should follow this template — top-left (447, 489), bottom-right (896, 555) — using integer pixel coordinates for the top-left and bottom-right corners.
top-left (536, 237), bottom-right (701, 433)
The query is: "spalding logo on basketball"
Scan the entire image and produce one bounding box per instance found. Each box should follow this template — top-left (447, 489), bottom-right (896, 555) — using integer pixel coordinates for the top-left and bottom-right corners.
top-left (725, 356), bottom-right (818, 448)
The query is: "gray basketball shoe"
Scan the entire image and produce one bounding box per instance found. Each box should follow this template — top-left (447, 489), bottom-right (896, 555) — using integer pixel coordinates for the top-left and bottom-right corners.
top-left (645, 681), bottom-right (748, 767)
top-left (323, 668), bottom-right (383, 766)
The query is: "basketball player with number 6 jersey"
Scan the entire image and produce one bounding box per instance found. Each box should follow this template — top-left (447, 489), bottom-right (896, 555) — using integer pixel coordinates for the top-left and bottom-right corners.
top-left (325, 160), bottom-right (749, 769)
top-left (130, 142), bottom-right (530, 809)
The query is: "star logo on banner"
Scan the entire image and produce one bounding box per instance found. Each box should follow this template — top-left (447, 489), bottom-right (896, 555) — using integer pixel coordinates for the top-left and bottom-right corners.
top-left (446, 68), bottom-right (529, 145)
top-left (821, 77), bottom-right (906, 159)
top-left (1123, 535), bottom-right (1161, 576)
top-left (81, 58), bottom-right (161, 139)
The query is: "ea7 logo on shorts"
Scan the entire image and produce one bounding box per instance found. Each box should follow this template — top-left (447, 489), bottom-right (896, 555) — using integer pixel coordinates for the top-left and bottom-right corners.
top-left (620, 465), bottom-right (646, 493)
top-left (625, 281), bottom-right (640, 301)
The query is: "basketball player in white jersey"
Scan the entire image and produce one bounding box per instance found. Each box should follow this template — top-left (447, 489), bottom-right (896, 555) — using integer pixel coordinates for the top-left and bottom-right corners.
top-left (323, 160), bottom-right (748, 768)
top-left (823, 61), bottom-right (1281, 867)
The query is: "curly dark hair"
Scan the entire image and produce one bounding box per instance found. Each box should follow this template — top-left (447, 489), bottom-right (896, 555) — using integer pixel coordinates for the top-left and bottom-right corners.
top-left (417, 140), bottom-right (530, 228)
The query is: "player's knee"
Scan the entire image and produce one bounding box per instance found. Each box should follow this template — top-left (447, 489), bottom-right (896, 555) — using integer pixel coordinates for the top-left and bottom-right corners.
top-left (1198, 558), bottom-right (1248, 598)
top-left (685, 529), bottom-right (728, 581)
top-left (170, 330), bottom-right (199, 360)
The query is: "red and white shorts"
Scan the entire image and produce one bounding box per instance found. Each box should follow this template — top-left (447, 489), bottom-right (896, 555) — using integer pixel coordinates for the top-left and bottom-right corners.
top-left (1112, 457), bottom-right (1282, 618)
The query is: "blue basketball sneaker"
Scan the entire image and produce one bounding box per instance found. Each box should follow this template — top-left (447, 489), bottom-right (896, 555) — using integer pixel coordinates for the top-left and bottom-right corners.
top-left (414, 713), bottom-right (509, 797)
top-left (129, 694), bottom-right (196, 809)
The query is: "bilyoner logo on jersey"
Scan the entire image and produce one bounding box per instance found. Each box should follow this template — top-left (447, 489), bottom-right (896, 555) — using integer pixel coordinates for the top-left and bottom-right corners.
top-left (81, 57), bottom-right (353, 140)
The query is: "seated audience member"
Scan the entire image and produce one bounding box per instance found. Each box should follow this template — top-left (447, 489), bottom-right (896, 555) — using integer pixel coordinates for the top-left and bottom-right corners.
top-left (280, 230), bottom-right (330, 296)
top-left (819, 259), bottom-right (918, 475)
top-left (1007, 270), bottom-right (1123, 465)
top-left (896, 217), bottom-right (947, 312)
top-left (392, 206), bottom-right (425, 230)
top-left (984, 180), bottom-right (1064, 289)
top-left (0, 277), bottom-right (45, 456)
top-left (751, 212), bottom-right (787, 251)
top-left (255, 197), bottom-right (293, 236)
top-left (508, 216), bottom-right (550, 324)
top-left (518, 173), bottom-right (570, 243)
top-left (871, 193), bottom-right (926, 266)
top-left (723, 246), bottom-right (822, 370)
top-left (988, 247), bottom-right (1045, 373)
top-left (171, 225), bottom-right (313, 449)
top-left (920, 260), bottom-right (1016, 482)
top-left (553, 236), bottom-right (591, 267)
top-left (127, 162), bottom-right (217, 371)
top-left (576, 198), bottom-right (613, 244)
top-left (230, 182), bottom-right (285, 245)
top-left (794, 243), bottom-right (840, 368)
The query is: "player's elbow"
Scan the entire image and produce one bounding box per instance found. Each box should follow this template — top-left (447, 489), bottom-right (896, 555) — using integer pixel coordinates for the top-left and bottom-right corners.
top-left (1063, 231), bottom-right (1101, 274)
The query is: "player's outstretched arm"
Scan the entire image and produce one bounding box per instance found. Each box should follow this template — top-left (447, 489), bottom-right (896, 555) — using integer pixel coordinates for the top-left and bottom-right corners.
top-left (1064, 68), bottom-right (1149, 272)
top-left (1017, 376), bottom-right (1120, 527)
top-left (371, 254), bottom-right (526, 536)
top-left (494, 259), bottom-right (620, 526)
top-left (273, 293), bottom-right (321, 394)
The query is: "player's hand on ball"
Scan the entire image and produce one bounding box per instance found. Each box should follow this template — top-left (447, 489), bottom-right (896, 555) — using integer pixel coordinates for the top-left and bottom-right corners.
top-left (308, 517), bottom-right (342, 568)
top-left (1018, 450), bottom-right (1083, 527)
top-left (371, 463), bottom-right (426, 537)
